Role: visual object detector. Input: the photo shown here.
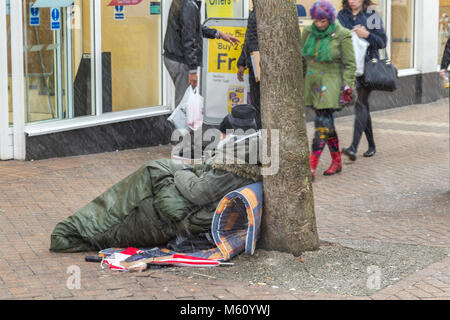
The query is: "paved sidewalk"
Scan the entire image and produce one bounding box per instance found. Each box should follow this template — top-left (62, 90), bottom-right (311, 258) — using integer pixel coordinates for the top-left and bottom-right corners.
top-left (0, 99), bottom-right (448, 300)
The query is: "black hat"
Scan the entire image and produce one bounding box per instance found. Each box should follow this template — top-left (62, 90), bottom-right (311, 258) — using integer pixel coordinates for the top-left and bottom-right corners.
top-left (219, 104), bottom-right (258, 134)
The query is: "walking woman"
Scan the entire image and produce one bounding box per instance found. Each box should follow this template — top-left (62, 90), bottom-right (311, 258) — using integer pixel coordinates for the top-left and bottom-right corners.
top-left (338, 0), bottom-right (387, 161)
top-left (301, 0), bottom-right (356, 180)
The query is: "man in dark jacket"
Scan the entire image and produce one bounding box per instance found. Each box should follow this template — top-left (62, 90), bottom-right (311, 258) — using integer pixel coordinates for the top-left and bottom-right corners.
top-left (237, 8), bottom-right (261, 129)
top-left (164, 0), bottom-right (240, 106)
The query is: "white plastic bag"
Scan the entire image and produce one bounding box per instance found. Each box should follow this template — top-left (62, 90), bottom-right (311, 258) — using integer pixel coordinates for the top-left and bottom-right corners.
top-left (168, 86), bottom-right (192, 132)
top-left (351, 31), bottom-right (370, 77)
top-left (186, 86), bottom-right (204, 131)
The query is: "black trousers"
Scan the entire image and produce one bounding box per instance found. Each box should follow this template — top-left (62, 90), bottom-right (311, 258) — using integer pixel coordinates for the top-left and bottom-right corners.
top-left (248, 66), bottom-right (262, 129)
top-left (350, 78), bottom-right (376, 151)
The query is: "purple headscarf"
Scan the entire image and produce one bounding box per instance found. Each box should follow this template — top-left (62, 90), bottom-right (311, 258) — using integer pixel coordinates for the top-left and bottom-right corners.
top-left (310, 0), bottom-right (337, 23)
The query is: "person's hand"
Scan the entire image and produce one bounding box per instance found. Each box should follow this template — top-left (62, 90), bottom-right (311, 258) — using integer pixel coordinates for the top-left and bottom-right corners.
top-left (237, 66), bottom-right (245, 82)
top-left (353, 26), bottom-right (370, 39)
top-left (340, 85), bottom-right (353, 106)
top-left (440, 69), bottom-right (448, 80)
top-left (219, 31), bottom-right (241, 46)
top-left (189, 72), bottom-right (198, 88)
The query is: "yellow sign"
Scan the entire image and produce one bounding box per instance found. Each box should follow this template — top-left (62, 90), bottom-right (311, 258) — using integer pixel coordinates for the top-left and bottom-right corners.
top-left (206, 0), bottom-right (234, 18)
top-left (227, 85), bottom-right (245, 113)
top-left (208, 26), bottom-right (247, 74)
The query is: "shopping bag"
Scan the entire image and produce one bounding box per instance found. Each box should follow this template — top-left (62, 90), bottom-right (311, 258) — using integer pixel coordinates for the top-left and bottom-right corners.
top-left (186, 87), bottom-right (204, 131)
top-left (351, 31), bottom-right (370, 77)
top-left (167, 86), bottom-right (192, 132)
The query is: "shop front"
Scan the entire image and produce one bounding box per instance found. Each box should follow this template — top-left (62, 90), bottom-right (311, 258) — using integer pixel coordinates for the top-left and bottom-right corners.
top-left (0, 0), bottom-right (447, 161)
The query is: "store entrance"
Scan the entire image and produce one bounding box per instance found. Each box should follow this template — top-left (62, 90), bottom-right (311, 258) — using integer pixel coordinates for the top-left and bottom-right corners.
top-left (22, 0), bottom-right (93, 123)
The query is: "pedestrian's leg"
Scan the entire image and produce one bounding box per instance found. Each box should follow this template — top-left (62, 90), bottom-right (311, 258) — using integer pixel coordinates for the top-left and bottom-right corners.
top-left (164, 56), bottom-right (190, 107)
top-left (363, 109), bottom-right (377, 157)
top-left (343, 87), bottom-right (370, 161)
top-left (249, 66), bottom-right (262, 129)
top-left (324, 112), bottom-right (342, 176)
top-left (352, 87), bottom-right (371, 151)
top-left (310, 110), bottom-right (330, 180)
top-left (164, 57), bottom-right (194, 158)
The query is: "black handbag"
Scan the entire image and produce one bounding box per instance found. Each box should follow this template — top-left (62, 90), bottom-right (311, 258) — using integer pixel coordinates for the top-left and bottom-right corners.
top-left (362, 51), bottom-right (398, 92)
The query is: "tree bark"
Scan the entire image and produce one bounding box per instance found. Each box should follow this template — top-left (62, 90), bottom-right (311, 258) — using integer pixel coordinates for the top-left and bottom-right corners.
top-left (254, 0), bottom-right (320, 256)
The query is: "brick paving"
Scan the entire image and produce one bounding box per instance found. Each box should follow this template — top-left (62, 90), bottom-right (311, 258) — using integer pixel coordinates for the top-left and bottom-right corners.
top-left (0, 99), bottom-right (448, 300)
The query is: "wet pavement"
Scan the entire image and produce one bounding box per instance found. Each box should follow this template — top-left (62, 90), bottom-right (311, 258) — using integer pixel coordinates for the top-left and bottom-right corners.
top-left (0, 99), bottom-right (448, 300)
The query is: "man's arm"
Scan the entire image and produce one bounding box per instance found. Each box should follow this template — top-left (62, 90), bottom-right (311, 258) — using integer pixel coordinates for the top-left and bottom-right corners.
top-left (174, 169), bottom-right (249, 206)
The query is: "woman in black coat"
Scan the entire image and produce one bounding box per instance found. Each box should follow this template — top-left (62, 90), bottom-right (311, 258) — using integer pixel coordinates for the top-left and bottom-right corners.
top-left (338, 0), bottom-right (387, 161)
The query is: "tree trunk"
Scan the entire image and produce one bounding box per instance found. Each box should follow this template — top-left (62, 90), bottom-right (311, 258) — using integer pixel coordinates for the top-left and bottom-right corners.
top-left (254, 0), bottom-right (320, 256)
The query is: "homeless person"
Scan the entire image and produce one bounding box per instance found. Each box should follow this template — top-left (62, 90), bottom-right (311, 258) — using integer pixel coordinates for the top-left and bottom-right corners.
top-left (50, 105), bottom-right (261, 253)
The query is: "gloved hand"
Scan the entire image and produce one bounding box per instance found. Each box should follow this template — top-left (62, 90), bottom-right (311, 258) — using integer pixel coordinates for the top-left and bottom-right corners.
top-left (340, 85), bottom-right (353, 106)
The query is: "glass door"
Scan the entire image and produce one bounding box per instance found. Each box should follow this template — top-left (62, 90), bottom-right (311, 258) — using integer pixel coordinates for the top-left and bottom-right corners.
top-left (23, 0), bottom-right (93, 123)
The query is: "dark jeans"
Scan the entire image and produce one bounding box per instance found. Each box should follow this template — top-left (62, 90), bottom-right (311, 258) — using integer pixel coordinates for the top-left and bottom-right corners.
top-left (350, 78), bottom-right (376, 152)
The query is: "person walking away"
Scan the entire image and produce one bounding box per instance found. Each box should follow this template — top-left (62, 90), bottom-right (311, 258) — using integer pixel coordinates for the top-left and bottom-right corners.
top-left (237, 5), bottom-right (261, 129)
top-left (440, 36), bottom-right (450, 99)
top-left (338, 0), bottom-right (387, 161)
top-left (301, 0), bottom-right (356, 180)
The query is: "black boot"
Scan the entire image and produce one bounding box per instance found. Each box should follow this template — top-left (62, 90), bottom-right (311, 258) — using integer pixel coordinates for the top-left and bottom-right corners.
top-left (363, 147), bottom-right (376, 157)
top-left (342, 146), bottom-right (357, 161)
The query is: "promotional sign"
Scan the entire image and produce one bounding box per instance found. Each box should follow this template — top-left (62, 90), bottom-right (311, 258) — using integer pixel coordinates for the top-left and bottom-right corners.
top-left (114, 5), bottom-right (125, 20)
top-left (201, 19), bottom-right (250, 125)
top-left (50, 8), bottom-right (61, 30)
top-left (30, 6), bottom-right (40, 26)
top-left (108, 0), bottom-right (143, 6)
top-left (206, 0), bottom-right (234, 18)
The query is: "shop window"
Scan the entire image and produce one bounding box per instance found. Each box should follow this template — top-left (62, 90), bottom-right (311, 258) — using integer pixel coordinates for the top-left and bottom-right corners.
top-left (100, 1), bottom-right (162, 113)
top-left (391, 0), bottom-right (415, 70)
top-left (22, 0), bottom-right (93, 123)
top-left (6, 2), bottom-right (12, 125)
top-left (438, 0), bottom-right (450, 64)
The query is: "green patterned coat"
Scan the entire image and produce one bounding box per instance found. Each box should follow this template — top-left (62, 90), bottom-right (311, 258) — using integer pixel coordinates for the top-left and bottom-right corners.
top-left (301, 23), bottom-right (356, 110)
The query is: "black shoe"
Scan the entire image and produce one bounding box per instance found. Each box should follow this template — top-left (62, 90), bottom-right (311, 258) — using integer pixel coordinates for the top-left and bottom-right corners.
top-left (342, 147), bottom-right (357, 161)
top-left (363, 148), bottom-right (376, 158)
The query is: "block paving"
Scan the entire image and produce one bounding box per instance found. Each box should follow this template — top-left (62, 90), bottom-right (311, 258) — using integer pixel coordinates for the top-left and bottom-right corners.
top-left (0, 99), bottom-right (448, 300)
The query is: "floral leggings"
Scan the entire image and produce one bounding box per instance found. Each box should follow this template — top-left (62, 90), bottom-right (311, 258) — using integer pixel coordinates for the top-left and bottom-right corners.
top-left (312, 109), bottom-right (339, 157)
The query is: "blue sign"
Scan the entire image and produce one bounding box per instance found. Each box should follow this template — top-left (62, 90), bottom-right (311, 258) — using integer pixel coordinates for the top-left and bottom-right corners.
top-left (30, 7), bottom-right (40, 26)
top-left (114, 5), bottom-right (124, 20)
top-left (50, 8), bottom-right (61, 30)
top-left (150, 2), bottom-right (161, 15)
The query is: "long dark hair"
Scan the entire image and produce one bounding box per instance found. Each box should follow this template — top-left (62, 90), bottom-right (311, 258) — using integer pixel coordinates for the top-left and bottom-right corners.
top-left (342, 0), bottom-right (375, 11)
